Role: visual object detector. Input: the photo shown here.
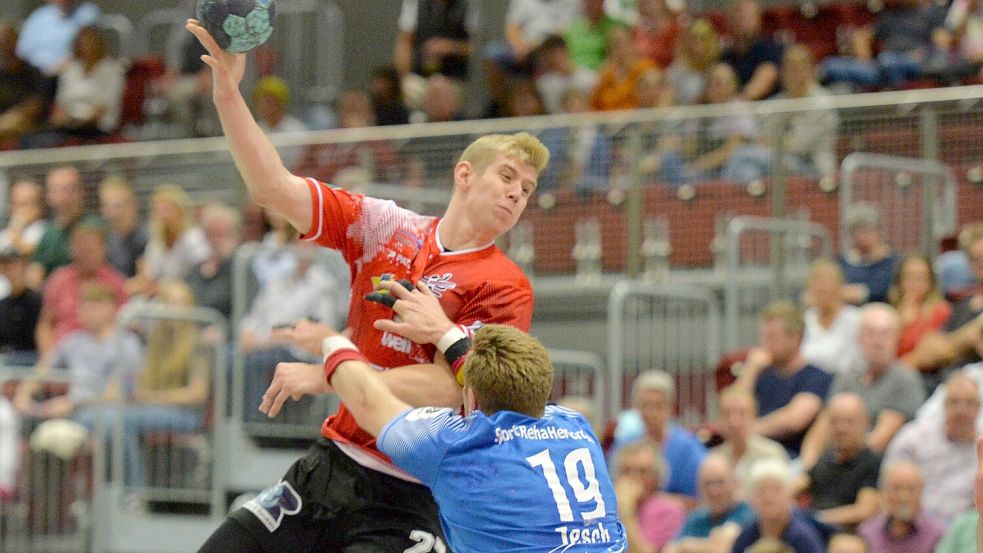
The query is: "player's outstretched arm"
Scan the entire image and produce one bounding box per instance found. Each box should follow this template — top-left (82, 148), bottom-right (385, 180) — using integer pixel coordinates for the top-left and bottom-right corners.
top-left (185, 19), bottom-right (311, 234)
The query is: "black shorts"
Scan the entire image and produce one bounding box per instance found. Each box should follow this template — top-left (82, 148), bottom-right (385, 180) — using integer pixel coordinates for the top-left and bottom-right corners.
top-left (229, 437), bottom-right (449, 552)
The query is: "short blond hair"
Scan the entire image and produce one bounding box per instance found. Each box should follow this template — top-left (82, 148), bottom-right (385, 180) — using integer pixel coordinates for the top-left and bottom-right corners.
top-left (807, 258), bottom-right (844, 287)
top-left (760, 300), bottom-right (804, 337)
top-left (461, 324), bottom-right (553, 418)
top-left (99, 175), bottom-right (136, 202)
top-left (719, 384), bottom-right (759, 415)
top-left (458, 132), bottom-right (550, 178)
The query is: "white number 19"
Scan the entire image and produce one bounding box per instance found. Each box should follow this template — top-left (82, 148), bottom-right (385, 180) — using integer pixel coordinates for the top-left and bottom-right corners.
top-left (526, 448), bottom-right (606, 522)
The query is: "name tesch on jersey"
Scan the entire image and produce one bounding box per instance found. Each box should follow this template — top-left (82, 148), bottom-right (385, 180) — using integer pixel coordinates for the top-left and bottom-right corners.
top-left (379, 404), bottom-right (627, 552)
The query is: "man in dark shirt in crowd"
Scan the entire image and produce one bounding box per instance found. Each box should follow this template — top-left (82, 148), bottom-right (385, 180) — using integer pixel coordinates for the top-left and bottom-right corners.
top-left (798, 393), bottom-right (881, 529)
top-left (721, 0), bottom-right (783, 100)
top-left (0, 246), bottom-right (42, 366)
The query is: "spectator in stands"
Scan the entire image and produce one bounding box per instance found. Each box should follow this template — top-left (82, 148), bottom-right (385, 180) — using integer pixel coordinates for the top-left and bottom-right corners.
top-left (857, 461), bottom-right (945, 553)
top-left (0, 179), bottom-right (46, 258)
top-left (665, 18), bottom-right (720, 106)
top-left (712, 385), bottom-right (789, 485)
top-left (33, 165), bottom-right (102, 281)
top-left (664, 454), bottom-right (754, 553)
top-left (253, 76), bottom-right (306, 135)
top-left (293, 90), bottom-right (398, 184)
top-left (733, 300), bottom-right (832, 457)
top-left (730, 458), bottom-right (826, 553)
top-left (0, 394), bottom-right (16, 501)
top-left (537, 88), bottom-right (614, 196)
top-left (889, 254), bottom-right (951, 357)
top-left (483, 0), bottom-right (582, 116)
top-left (0, 247), bottom-right (42, 366)
top-left (838, 202), bottom-right (901, 305)
top-left (74, 280), bottom-right (209, 493)
top-left (649, 63), bottom-right (769, 185)
top-left (634, 67), bottom-right (673, 110)
top-left (800, 303), bottom-right (925, 468)
top-left (419, 74), bottom-right (464, 123)
top-left (820, 0), bottom-right (947, 90)
top-left (240, 239), bottom-right (348, 421)
top-left (883, 371), bottom-right (980, 525)
top-left (34, 222), bottom-right (127, 355)
top-left (15, 0), bottom-right (100, 76)
top-left (796, 393), bottom-right (881, 529)
top-left (765, 45), bottom-right (839, 180)
top-left (534, 35), bottom-right (599, 114)
top-left (98, 176), bottom-right (147, 279)
top-left (21, 26), bottom-right (125, 149)
top-left (591, 26), bottom-right (655, 111)
top-left (905, 224), bottom-right (983, 375)
top-left (148, 32), bottom-right (216, 139)
top-left (935, 246), bottom-right (976, 301)
top-left (613, 440), bottom-right (687, 553)
top-left (801, 259), bottom-right (862, 376)
top-left (945, 0), bottom-right (983, 76)
top-left (185, 204), bottom-right (240, 321)
top-left (632, 0), bottom-right (682, 70)
top-left (0, 23), bottom-right (48, 144)
top-left (132, 185), bottom-right (209, 297)
top-left (250, 208), bottom-right (298, 286)
top-left (721, 0), bottom-right (783, 101)
top-left (394, 0), bottom-right (477, 94)
top-left (566, 0), bottom-right (625, 74)
top-left (369, 66), bottom-right (410, 126)
top-left (253, 76), bottom-right (306, 169)
top-left (14, 281), bottom-right (141, 421)
top-left (612, 369), bottom-right (707, 500)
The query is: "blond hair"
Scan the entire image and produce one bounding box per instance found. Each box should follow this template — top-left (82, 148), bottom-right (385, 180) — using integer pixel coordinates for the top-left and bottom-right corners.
top-left (719, 384), bottom-right (759, 415)
top-left (98, 175), bottom-right (135, 199)
top-left (140, 280), bottom-right (201, 393)
top-left (151, 184), bottom-right (195, 244)
top-left (807, 258), bottom-right (844, 287)
top-left (682, 19), bottom-right (720, 71)
top-left (760, 300), bottom-right (805, 337)
top-left (461, 324), bottom-right (553, 418)
top-left (458, 132), bottom-right (550, 178)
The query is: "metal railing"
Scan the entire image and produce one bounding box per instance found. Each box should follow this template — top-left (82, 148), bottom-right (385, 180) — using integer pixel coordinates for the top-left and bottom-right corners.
top-left (606, 281), bottom-right (722, 426)
top-left (839, 152), bottom-right (958, 258)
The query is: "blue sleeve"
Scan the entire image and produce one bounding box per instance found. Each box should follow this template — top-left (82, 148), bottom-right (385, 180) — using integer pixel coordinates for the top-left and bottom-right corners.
top-left (377, 406), bottom-right (468, 487)
top-left (730, 525), bottom-right (756, 553)
top-left (802, 367), bottom-right (833, 401)
top-left (788, 525), bottom-right (826, 553)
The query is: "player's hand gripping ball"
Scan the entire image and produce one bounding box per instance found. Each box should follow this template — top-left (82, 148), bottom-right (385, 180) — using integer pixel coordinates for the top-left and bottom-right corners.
top-left (196, 0), bottom-right (276, 54)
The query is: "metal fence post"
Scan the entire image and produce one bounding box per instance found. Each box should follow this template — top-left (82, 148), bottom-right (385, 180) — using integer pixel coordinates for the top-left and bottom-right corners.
top-left (626, 125), bottom-right (644, 279)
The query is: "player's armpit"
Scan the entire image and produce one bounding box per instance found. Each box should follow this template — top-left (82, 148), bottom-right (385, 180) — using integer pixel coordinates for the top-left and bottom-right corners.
top-left (378, 364), bottom-right (462, 409)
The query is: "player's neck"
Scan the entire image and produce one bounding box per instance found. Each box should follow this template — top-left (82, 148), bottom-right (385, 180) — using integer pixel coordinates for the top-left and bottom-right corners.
top-left (438, 212), bottom-right (496, 252)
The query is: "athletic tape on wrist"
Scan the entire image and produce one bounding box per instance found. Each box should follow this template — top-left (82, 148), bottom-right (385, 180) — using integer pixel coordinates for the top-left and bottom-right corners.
top-left (437, 326), bottom-right (468, 354)
top-left (322, 335), bottom-right (357, 362)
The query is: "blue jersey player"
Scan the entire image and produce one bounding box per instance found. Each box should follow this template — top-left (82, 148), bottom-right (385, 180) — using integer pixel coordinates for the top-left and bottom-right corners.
top-left (263, 318), bottom-right (626, 553)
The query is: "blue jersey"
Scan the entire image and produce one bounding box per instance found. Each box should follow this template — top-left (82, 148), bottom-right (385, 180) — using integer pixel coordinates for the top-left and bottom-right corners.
top-left (379, 404), bottom-right (627, 553)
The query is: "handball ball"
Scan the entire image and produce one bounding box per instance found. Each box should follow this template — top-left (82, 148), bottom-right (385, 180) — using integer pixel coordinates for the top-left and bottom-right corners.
top-left (197, 0), bottom-right (276, 54)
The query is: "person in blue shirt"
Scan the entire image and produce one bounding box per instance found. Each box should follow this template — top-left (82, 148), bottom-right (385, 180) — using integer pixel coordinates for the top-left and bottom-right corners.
top-left (16, 0), bottom-right (100, 75)
top-left (261, 317), bottom-right (627, 553)
top-left (611, 370), bottom-right (708, 499)
top-left (665, 454), bottom-right (755, 553)
top-left (837, 202), bottom-right (900, 306)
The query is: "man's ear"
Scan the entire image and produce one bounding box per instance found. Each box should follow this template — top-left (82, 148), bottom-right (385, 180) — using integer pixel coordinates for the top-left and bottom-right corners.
top-left (453, 161), bottom-right (473, 191)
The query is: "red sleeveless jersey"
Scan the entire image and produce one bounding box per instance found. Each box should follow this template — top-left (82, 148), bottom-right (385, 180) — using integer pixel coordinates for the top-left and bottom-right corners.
top-left (299, 178), bottom-right (534, 467)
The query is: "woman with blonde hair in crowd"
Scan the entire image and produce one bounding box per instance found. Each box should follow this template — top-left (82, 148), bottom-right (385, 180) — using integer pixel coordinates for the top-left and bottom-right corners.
top-left (129, 185), bottom-right (209, 296)
top-left (76, 280), bottom-right (210, 502)
top-left (664, 18), bottom-right (720, 106)
top-left (632, 0), bottom-right (685, 69)
top-left (592, 26), bottom-right (656, 111)
top-left (889, 254), bottom-right (952, 357)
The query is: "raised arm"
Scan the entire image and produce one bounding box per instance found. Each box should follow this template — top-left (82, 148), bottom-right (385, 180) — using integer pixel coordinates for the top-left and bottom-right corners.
top-left (185, 20), bottom-right (312, 234)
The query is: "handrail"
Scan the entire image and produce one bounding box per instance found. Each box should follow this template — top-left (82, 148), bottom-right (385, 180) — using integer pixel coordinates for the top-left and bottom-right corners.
top-left (3, 84), bottom-right (983, 167)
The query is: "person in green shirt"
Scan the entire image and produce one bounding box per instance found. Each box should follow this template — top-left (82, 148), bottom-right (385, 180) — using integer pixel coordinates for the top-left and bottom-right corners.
top-left (565, 0), bottom-right (626, 72)
top-left (32, 165), bottom-right (101, 280)
top-left (935, 509), bottom-right (979, 553)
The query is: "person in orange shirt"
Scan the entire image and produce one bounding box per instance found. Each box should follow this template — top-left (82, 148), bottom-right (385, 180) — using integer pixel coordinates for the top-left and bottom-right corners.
top-left (591, 26), bottom-right (656, 111)
top-left (890, 254), bottom-right (952, 356)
